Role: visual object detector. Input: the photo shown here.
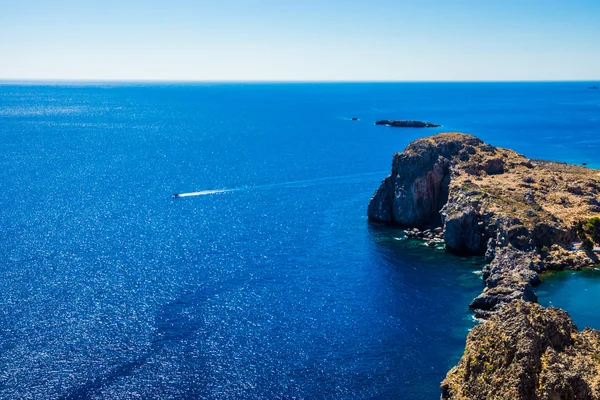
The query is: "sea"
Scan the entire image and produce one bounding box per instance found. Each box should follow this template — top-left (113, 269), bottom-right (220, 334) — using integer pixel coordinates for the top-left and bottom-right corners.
top-left (0, 82), bottom-right (599, 399)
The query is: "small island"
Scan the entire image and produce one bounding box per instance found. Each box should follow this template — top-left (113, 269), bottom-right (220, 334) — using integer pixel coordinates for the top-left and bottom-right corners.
top-left (375, 119), bottom-right (440, 128)
top-left (368, 133), bottom-right (600, 397)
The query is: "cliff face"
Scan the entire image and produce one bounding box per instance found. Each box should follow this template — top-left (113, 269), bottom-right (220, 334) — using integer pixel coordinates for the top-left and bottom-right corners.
top-left (369, 133), bottom-right (600, 398)
top-left (367, 134), bottom-right (481, 228)
top-left (369, 133), bottom-right (600, 318)
top-left (441, 301), bottom-right (600, 400)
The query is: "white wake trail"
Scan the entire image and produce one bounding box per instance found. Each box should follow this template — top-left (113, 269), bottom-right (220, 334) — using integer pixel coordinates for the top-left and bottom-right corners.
top-left (173, 189), bottom-right (231, 198)
top-left (172, 171), bottom-right (388, 199)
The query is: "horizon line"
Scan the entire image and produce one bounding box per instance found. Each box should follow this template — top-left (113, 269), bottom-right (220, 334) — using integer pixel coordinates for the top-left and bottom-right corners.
top-left (1, 78), bottom-right (599, 85)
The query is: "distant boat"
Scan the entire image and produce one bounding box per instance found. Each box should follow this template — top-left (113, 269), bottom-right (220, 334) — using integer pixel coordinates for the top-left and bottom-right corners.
top-left (589, 86), bottom-right (599, 89)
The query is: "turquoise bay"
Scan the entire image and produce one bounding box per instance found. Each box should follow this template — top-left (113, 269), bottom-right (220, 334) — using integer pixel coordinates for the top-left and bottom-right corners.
top-left (0, 82), bottom-right (599, 399)
top-left (537, 267), bottom-right (600, 330)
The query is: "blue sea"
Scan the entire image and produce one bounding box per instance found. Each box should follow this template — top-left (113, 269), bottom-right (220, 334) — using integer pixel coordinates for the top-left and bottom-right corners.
top-left (0, 82), bottom-right (599, 399)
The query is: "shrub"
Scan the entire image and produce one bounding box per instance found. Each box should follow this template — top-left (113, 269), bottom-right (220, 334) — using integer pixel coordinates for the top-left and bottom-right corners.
top-left (582, 237), bottom-right (594, 251)
top-left (585, 217), bottom-right (600, 243)
top-left (575, 221), bottom-right (585, 236)
top-left (584, 217), bottom-right (599, 230)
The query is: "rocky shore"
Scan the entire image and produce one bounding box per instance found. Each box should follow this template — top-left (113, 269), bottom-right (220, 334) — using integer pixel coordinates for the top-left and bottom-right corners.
top-left (368, 133), bottom-right (600, 397)
top-left (404, 226), bottom-right (445, 247)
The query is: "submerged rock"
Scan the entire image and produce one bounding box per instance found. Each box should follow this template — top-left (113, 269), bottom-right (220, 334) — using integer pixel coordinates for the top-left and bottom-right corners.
top-left (442, 301), bottom-right (600, 400)
top-left (375, 119), bottom-right (441, 128)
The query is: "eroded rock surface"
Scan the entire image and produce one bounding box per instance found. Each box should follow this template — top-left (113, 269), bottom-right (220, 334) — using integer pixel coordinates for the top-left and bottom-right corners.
top-left (367, 134), bottom-right (479, 227)
top-left (442, 301), bottom-right (600, 400)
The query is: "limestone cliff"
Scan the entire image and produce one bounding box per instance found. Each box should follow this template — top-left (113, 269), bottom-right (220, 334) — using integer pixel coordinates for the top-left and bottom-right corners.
top-left (441, 301), bottom-right (600, 400)
top-left (369, 133), bottom-right (600, 317)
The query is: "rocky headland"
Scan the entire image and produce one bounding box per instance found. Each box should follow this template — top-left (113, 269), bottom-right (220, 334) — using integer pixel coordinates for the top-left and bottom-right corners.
top-left (375, 119), bottom-right (441, 128)
top-left (368, 132), bottom-right (600, 397)
top-left (369, 132), bottom-right (599, 317)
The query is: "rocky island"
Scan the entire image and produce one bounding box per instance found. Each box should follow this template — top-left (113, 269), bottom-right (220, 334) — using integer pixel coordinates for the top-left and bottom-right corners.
top-left (368, 133), bottom-right (600, 398)
top-left (375, 119), bottom-right (441, 128)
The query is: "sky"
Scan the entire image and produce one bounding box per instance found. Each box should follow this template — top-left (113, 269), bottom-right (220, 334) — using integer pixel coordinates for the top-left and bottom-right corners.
top-left (1, 0), bottom-right (599, 81)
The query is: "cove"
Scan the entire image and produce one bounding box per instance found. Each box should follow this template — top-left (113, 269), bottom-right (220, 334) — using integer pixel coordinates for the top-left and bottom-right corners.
top-left (537, 267), bottom-right (600, 330)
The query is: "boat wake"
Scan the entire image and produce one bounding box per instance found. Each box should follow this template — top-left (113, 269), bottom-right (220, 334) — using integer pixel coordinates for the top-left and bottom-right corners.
top-left (173, 189), bottom-right (230, 198)
top-left (172, 171), bottom-right (387, 199)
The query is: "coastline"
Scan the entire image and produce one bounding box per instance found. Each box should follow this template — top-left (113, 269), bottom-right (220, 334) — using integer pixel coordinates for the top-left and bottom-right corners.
top-left (2, 82), bottom-right (599, 398)
top-left (367, 132), bottom-right (600, 397)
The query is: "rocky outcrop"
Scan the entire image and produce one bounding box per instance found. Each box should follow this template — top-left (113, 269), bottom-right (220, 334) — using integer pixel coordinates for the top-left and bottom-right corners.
top-left (369, 133), bottom-right (600, 317)
top-left (375, 119), bottom-right (441, 128)
top-left (368, 133), bottom-right (600, 398)
top-left (440, 194), bottom-right (489, 255)
top-left (367, 134), bottom-right (480, 227)
top-left (442, 301), bottom-right (600, 400)
top-left (471, 247), bottom-right (542, 318)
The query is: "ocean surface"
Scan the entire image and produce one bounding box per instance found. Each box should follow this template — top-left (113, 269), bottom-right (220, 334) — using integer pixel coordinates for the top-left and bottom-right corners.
top-left (537, 268), bottom-right (600, 330)
top-left (0, 82), bottom-right (599, 399)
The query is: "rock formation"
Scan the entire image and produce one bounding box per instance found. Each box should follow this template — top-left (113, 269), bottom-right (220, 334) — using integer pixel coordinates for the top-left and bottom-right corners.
top-left (368, 132), bottom-right (600, 397)
top-left (375, 119), bottom-right (441, 128)
top-left (441, 301), bottom-right (600, 400)
top-left (369, 133), bottom-right (600, 317)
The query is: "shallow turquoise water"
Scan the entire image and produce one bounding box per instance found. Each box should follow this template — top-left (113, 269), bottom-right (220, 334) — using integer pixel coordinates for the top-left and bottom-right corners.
top-left (0, 82), bottom-right (598, 399)
top-left (537, 267), bottom-right (600, 330)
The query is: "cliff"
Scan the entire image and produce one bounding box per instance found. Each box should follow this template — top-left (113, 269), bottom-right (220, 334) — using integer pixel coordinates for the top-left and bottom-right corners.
top-left (441, 301), bottom-right (600, 400)
top-left (369, 133), bottom-right (600, 318)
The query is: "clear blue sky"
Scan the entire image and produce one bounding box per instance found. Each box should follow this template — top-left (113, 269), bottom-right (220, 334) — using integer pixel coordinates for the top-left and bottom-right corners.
top-left (1, 0), bottom-right (599, 81)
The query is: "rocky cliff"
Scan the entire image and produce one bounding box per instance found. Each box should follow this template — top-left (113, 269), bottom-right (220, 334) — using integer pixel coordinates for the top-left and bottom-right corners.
top-left (369, 133), bottom-right (600, 318)
top-left (441, 301), bottom-right (600, 400)
top-left (369, 133), bottom-right (600, 398)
